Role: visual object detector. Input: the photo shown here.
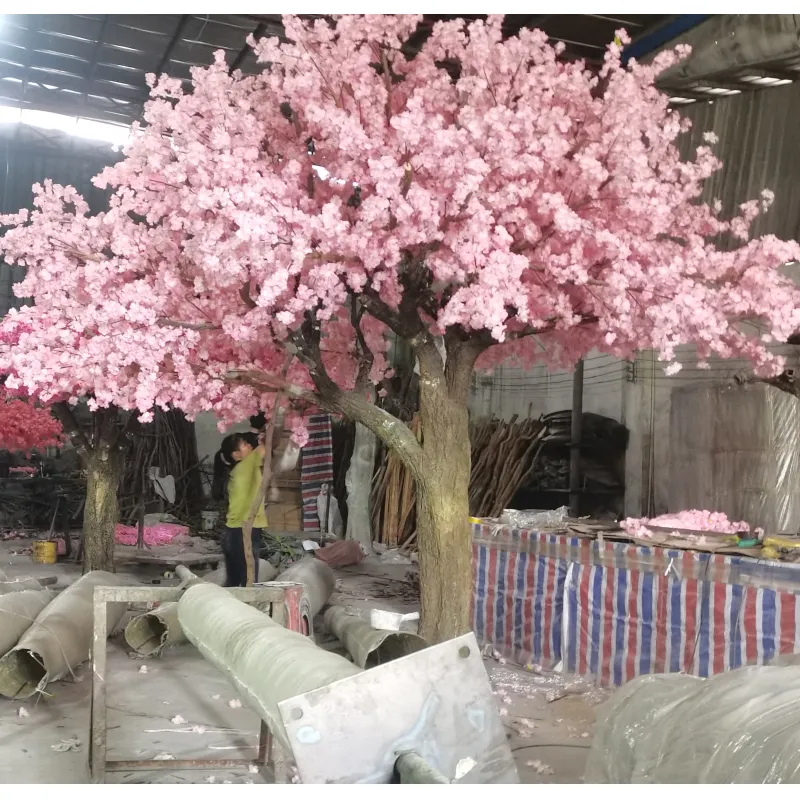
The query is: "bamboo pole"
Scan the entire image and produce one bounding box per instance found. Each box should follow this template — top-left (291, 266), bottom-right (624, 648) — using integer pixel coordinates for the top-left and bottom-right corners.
top-left (242, 356), bottom-right (293, 587)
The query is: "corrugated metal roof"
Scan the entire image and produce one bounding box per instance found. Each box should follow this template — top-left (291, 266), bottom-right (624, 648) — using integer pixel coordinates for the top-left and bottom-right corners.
top-left (678, 79), bottom-right (800, 242)
top-left (657, 15), bottom-right (800, 98)
top-left (0, 14), bottom-right (668, 125)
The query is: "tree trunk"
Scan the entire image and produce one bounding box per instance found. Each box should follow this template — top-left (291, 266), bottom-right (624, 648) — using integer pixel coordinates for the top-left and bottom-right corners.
top-left (415, 348), bottom-right (473, 643)
top-left (83, 448), bottom-right (123, 573)
top-left (293, 325), bottom-right (483, 644)
top-left (345, 417), bottom-right (377, 552)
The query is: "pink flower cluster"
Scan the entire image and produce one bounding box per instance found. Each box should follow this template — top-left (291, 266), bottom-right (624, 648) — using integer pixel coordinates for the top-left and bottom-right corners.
top-left (0, 389), bottom-right (63, 453)
top-left (621, 510), bottom-right (757, 538)
top-left (0, 15), bottom-right (799, 434)
top-left (114, 522), bottom-right (189, 546)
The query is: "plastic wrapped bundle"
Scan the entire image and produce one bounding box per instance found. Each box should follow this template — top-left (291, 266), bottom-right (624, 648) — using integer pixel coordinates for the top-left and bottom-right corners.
top-left (585, 666), bottom-right (800, 783)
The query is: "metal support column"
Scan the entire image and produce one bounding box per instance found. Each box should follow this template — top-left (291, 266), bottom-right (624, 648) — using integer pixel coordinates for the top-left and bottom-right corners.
top-left (569, 358), bottom-right (584, 518)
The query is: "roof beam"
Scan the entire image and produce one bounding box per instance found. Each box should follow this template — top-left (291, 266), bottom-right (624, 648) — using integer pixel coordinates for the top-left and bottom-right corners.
top-left (229, 21), bottom-right (265, 72)
top-left (153, 14), bottom-right (191, 77)
top-left (622, 15), bottom-right (710, 63)
top-left (82, 14), bottom-right (111, 117)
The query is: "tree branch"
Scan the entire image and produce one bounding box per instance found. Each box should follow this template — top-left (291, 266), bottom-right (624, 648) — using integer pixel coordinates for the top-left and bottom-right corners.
top-left (225, 369), bottom-right (321, 404)
top-left (52, 401), bottom-right (91, 462)
top-left (291, 310), bottom-right (427, 480)
top-left (157, 318), bottom-right (220, 331)
top-left (505, 314), bottom-right (599, 341)
top-left (351, 297), bottom-right (374, 392)
top-left (444, 337), bottom-right (490, 401)
top-left (97, 406), bottom-right (120, 452)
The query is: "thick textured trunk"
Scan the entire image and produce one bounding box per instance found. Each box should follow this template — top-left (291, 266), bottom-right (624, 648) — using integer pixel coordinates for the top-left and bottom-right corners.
top-left (83, 450), bottom-right (123, 573)
top-left (416, 401), bottom-right (471, 643)
top-left (415, 346), bottom-right (474, 644)
top-left (345, 418), bottom-right (377, 551)
top-left (296, 320), bottom-right (483, 644)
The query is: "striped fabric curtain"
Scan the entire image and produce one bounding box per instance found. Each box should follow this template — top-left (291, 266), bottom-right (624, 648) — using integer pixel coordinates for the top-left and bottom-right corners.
top-left (300, 413), bottom-right (334, 532)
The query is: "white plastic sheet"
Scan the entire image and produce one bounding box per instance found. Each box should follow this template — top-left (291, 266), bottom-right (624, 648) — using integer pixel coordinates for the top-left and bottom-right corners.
top-left (586, 666), bottom-right (800, 783)
top-left (670, 383), bottom-right (800, 534)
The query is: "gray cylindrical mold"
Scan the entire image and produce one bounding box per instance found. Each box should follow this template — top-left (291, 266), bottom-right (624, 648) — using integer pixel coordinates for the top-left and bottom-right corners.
top-left (324, 605), bottom-right (427, 668)
top-left (276, 558), bottom-right (335, 618)
top-left (0, 571), bottom-right (127, 699)
top-left (0, 589), bottom-right (55, 658)
top-left (0, 578), bottom-right (46, 595)
top-left (177, 582), bottom-right (360, 751)
top-left (124, 559), bottom-right (280, 656)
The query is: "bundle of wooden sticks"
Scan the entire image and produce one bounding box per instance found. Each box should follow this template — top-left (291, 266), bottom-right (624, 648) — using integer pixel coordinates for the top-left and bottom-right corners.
top-left (370, 415), bottom-right (546, 552)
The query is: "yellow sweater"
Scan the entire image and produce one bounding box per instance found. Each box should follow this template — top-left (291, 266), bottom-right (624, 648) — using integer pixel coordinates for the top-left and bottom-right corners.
top-left (225, 448), bottom-right (268, 528)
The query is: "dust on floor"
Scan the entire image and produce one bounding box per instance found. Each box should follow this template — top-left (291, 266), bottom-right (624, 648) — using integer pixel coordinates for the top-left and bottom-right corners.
top-left (0, 539), bottom-right (606, 783)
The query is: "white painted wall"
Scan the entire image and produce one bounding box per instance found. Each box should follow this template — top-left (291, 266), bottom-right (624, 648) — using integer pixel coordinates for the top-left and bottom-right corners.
top-left (194, 412), bottom-right (251, 495)
top-left (469, 351), bottom-right (627, 424)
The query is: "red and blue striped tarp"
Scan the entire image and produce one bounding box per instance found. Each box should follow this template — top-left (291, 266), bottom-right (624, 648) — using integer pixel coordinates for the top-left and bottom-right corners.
top-left (471, 535), bottom-right (567, 667)
top-left (471, 523), bottom-right (800, 685)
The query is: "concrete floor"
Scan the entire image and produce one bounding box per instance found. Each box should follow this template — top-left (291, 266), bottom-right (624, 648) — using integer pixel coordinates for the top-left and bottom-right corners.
top-left (0, 539), bottom-right (605, 784)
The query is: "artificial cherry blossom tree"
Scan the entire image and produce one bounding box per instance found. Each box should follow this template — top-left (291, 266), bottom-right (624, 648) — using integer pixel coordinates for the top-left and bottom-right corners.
top-left (0, 387), bottom-right (62, 453)
top-left (2, 15), bottom-right (800, 640)
top-left (0, 316), bottom-right (128, 572)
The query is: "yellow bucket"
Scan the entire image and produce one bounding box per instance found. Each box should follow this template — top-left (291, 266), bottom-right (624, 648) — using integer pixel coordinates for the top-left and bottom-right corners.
top-left (31, 540), bottom-right (57, 565)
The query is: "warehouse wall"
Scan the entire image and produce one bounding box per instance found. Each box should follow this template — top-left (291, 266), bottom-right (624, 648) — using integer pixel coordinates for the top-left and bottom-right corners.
top-left (468, 352), bottom-right (627, 424)
top-left (470, 338), bottom-right (799, 520)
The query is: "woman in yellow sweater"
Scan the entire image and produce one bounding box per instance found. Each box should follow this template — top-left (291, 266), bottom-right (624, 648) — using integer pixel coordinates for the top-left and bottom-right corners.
top-left (211, 432), bottom-right (268, 587)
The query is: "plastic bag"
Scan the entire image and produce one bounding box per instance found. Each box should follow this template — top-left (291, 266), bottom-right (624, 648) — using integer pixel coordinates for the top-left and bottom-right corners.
top-left (316, 484), bottom-right (343, 537)
top-left (585, 666), bottom-right (800, 783)
top-left (499, 506), bottom-right (569, 529)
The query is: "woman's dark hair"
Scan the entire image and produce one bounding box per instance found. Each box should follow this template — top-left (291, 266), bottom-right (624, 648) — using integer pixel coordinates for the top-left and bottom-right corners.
top-left (249, 411), bottom-right (267, 431)
top-left (211, 432), bottom-right (259, 502)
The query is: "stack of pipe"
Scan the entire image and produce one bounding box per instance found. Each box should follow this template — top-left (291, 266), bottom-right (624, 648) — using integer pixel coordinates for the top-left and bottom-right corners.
top-left (124, 558), bottom-right (335, 657)
top-left (0, 571), bottom-right (127, 699)
top-left (124, 559), bottom-right (279, 656)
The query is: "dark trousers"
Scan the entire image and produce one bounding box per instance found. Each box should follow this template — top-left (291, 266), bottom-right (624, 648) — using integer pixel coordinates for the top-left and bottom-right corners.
top-left (221, 526), bottom-right (264, 587)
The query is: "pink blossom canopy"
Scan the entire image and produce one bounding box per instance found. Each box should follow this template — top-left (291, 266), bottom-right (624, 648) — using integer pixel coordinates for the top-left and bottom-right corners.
top-left (1, 14), bottom-right (799, 430)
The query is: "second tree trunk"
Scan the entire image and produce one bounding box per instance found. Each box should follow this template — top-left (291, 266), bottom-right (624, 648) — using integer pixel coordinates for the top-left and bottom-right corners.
top-left (82, 450), bottom-right (123, 573)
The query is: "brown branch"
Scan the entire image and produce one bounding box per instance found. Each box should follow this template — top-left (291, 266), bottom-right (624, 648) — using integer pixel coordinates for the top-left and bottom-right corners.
top-left (52, 401), bottom-right (92, 462)
top-left (351, 298), bottom-right (374, 392)
top-left (157, 318), bottom-right (220, 331)
top-left (505, 314), bottom-right (599, 341)
top-left (444, 335), bottom-right (491, 401)
top-left (292, 310), bottom-right (426, 480)
top-left (97, 405), bottom-right (120, 452)
top-left (381, 47), bottom-right (393, 123)
top-left (225, 369), bottom-right (321, 404)
top-left (239, 283), bottom-right (257, 310)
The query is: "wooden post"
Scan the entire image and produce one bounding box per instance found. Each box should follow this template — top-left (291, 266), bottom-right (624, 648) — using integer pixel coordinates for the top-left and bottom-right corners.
top-left (569, 359), bottom-right (584, 518)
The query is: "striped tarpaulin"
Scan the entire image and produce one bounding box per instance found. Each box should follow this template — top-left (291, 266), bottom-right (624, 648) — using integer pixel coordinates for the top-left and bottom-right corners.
top-left (471, 537), bottom-right (567, 667)
top-left (471, 523), bottom-right (800, 685)
top-left (300, 413), bottom-right (334, 532)
top-left (563, 562), bottom-right (800, 684)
